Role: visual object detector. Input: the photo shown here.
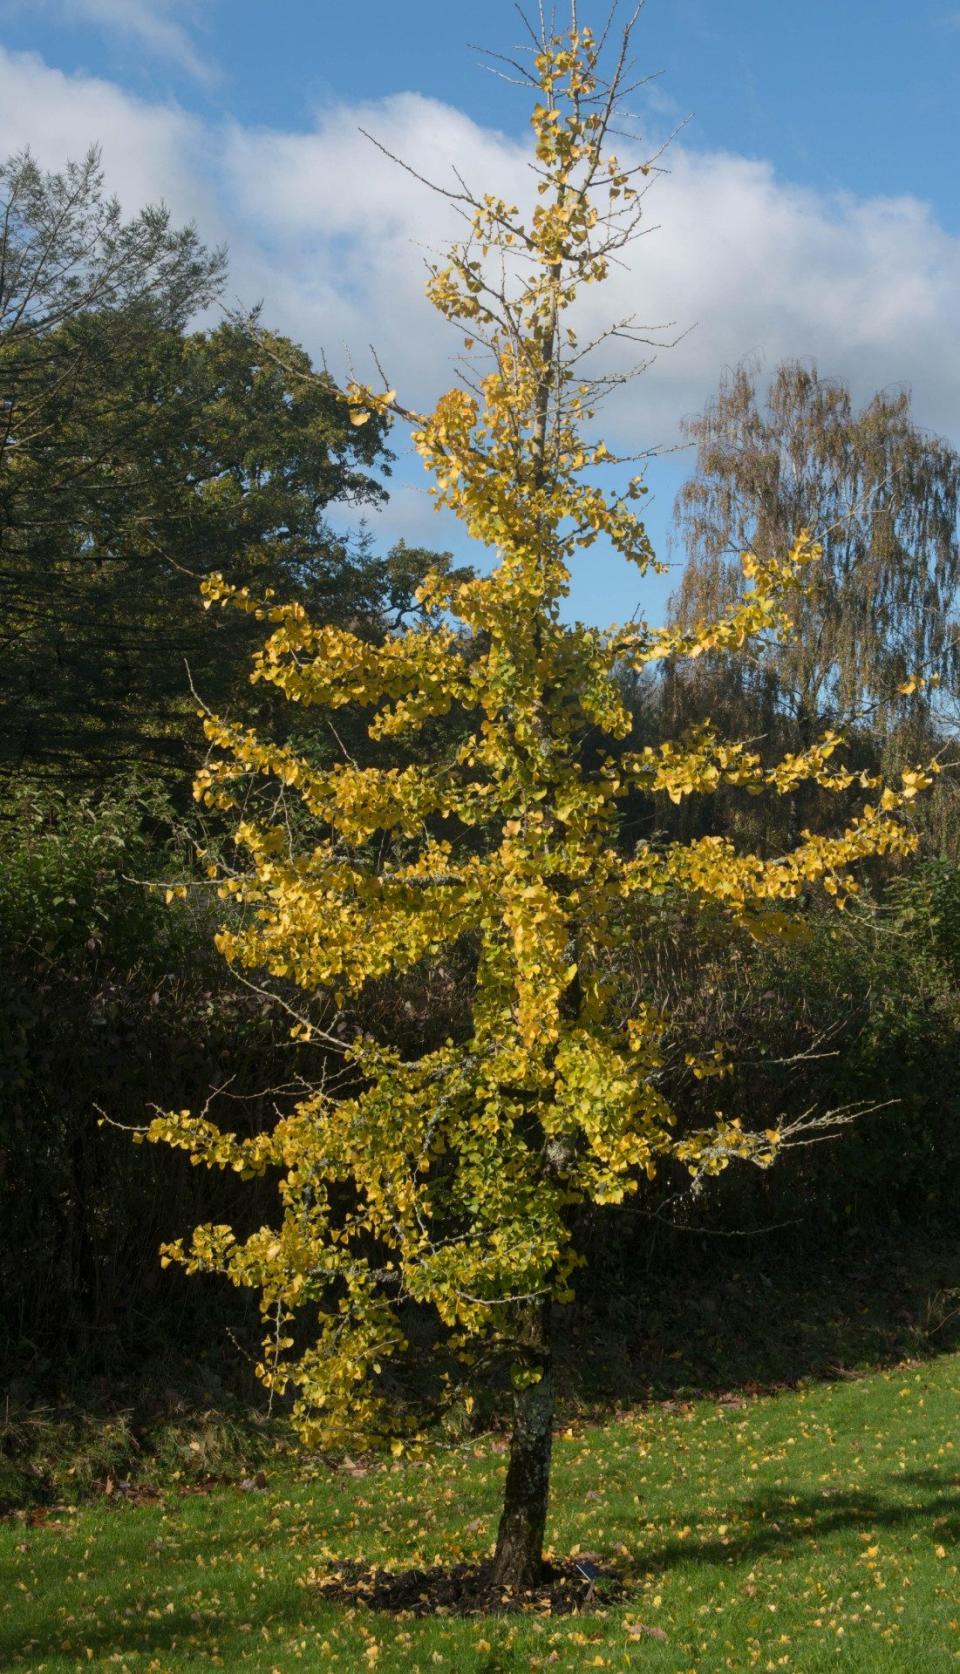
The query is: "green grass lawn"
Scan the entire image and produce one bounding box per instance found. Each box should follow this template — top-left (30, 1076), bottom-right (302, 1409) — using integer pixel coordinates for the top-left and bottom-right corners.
top-left (4, 1353), bottom-right (960, 1673)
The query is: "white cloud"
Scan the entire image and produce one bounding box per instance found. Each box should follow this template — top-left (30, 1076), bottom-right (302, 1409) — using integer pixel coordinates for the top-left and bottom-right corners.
top-left (2, 43), bottom-right (959, 612)
top-left (630, 151), bottom-right (960, 441)
top-left (1, 0), bottom-right (214, 81)
top-left (0, 48), bottom-right (219, 228)
top-left (4, 44), bottom-right (957, 434)
top-left (219, 97), bottom-right (960, 452)
top-left (218, 95), bottom-right (533, 406)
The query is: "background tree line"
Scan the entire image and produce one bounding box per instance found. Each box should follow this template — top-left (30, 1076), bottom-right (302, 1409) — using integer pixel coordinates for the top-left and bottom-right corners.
top-left (3, 143), bottom-right (960, 1425)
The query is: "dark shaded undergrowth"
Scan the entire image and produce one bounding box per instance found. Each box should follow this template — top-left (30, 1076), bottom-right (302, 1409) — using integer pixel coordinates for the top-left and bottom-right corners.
top-left (4, 1227), bottom-right (959, 1515)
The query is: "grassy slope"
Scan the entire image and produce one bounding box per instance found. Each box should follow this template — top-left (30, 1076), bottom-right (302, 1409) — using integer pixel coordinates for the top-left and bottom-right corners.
top-left (4, 1354), bottom-right (960, 1673)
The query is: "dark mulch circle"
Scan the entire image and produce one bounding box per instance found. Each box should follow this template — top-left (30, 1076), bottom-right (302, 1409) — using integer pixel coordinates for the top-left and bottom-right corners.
top-left (312, 1556), bottom-right (626, 1616)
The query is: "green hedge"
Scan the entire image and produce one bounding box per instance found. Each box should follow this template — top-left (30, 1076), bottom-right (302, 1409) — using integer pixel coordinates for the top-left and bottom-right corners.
top-left (0, 782), bottom-right (307, 1394)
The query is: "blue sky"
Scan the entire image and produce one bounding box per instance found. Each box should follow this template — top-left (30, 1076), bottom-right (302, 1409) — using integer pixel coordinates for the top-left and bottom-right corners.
top-left (5, 2), bottom-right (959, 218)
top-left (2, 0), bottom-right (958, 623)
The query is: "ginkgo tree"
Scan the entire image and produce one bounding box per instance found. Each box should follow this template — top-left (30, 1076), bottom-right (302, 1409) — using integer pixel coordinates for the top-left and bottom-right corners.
top-left (146, 10), bottom-right (934, 1593)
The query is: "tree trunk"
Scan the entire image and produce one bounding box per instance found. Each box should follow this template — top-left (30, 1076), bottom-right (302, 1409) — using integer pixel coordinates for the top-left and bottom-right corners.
top-left (491, 1296), bottom-right (554, 1591)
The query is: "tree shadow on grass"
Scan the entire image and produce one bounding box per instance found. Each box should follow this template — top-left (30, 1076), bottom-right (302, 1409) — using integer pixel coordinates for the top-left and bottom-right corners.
top-left (2, 1560), bottom-right (615, 1665)
top-left (2, 1562), bottom-right (304, 1669)
top-left (625, 1473), bottom-right (960, 1577)
top-left (6, 1474), bottom-right (960, 1662)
